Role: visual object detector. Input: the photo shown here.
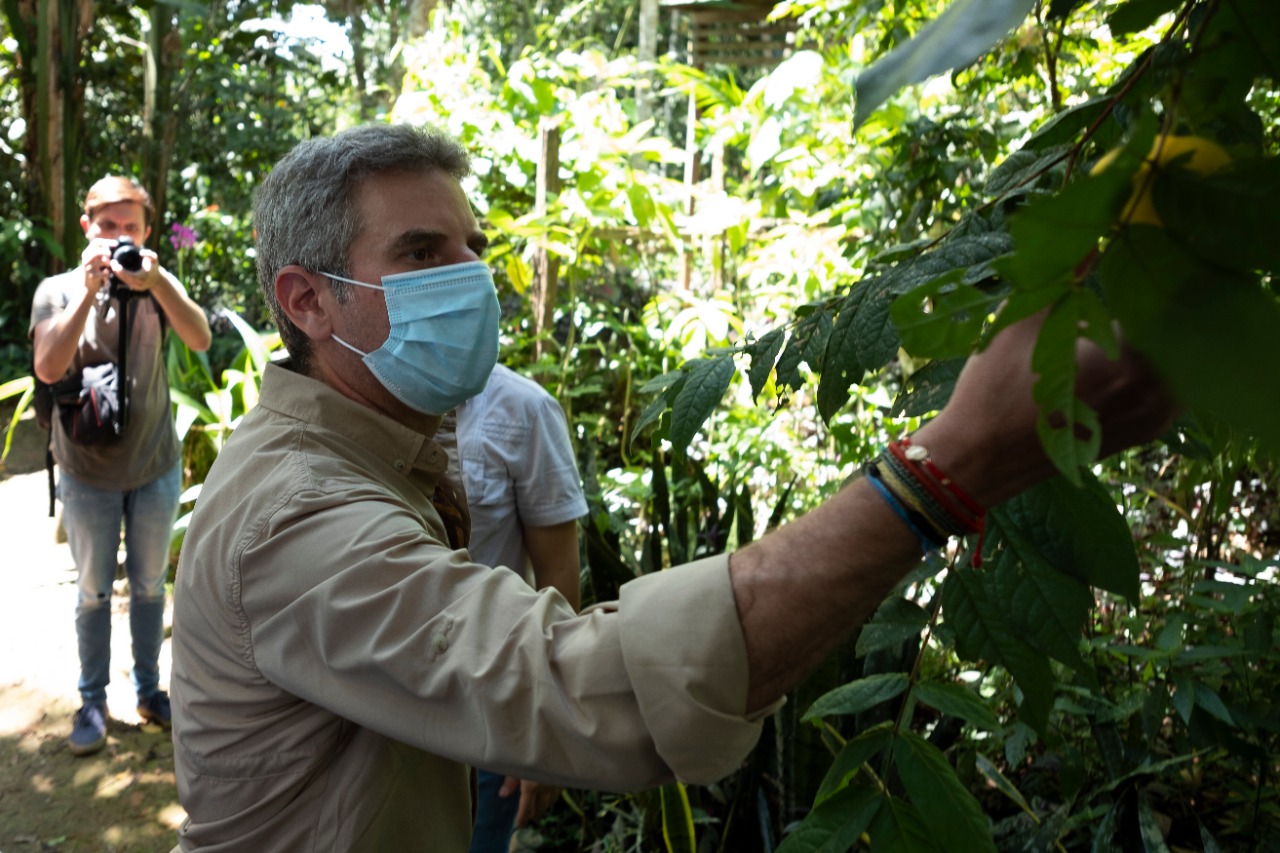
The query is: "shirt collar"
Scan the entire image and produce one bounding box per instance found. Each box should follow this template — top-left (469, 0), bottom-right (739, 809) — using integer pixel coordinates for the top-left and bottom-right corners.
top-left (257, 361), bottom-right (447, 479)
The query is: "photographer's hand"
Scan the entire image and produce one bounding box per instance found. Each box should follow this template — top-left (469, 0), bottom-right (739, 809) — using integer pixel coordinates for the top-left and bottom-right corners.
top-left (110, 248), bottom-right (163, 294)
top-left (80, 240), bottom-right (113, 296)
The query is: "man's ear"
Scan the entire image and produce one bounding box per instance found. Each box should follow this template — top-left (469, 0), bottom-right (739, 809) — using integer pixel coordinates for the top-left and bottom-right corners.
top-left (276, 266), bottom-right (335, 342)
top-left (80, 214), bottom-right (91, 237)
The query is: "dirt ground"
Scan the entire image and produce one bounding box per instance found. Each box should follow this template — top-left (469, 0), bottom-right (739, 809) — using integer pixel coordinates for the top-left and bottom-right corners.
top-left (0, 403), bottom-right (184, 852)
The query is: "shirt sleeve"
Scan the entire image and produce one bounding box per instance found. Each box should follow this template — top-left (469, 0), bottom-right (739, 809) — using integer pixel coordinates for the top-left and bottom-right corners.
top-left (509, 390), bottom-right (588, 527)
top-left (242, 486), bottom-right (763, 792)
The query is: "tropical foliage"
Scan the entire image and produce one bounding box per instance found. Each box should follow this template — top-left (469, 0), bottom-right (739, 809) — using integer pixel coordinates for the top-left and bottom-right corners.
top-left (2, 1), bottom-right (1278, 850)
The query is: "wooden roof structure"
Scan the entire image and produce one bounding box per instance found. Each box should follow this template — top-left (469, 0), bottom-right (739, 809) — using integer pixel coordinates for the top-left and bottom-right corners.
top-left (660, 0), bottom-right (796, 69)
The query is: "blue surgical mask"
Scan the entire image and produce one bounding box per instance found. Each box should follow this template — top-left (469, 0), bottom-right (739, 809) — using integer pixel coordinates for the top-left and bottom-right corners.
top-left (325, 261), bottom-right (500, 415)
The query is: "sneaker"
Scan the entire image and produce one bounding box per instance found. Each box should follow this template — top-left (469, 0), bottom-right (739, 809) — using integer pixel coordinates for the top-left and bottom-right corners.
top-left (69, 703), bottom-right (107, 756)
top-left (137, 690), bottom-right (172, 728)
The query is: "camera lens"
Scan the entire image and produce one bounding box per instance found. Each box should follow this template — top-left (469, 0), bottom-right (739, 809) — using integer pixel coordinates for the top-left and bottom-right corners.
top-left (111, 236), bottom-right (144, 273)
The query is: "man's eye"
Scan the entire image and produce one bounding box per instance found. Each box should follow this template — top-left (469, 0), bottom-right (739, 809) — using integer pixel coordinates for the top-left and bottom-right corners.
top-left (409, 249), bottom-right (431, 262)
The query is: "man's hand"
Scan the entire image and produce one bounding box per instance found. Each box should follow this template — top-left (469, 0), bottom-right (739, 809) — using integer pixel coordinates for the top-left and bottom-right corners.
top-left (80, 239), bottom-right (114, 296)
top-left (497, 776), bottom-right (561, 828)
top-left (915, 310), bottom-right (1181, 508)
top-left (109, 246), bottom-right (165, 294)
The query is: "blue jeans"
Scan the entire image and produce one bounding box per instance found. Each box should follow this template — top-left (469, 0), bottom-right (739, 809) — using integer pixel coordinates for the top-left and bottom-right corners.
top-left (469, 769), bottom-right (519, 853)
top-left (60, 461), bottom-right (181, 707)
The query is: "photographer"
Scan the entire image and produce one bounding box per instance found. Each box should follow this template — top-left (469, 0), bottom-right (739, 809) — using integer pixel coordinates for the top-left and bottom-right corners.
top-left (29, 175), bottom-right (211, 756)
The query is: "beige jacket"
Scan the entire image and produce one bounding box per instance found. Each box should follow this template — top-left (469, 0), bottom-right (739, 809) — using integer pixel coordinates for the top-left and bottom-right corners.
top-left (170, 363), bottom-right (767, 851)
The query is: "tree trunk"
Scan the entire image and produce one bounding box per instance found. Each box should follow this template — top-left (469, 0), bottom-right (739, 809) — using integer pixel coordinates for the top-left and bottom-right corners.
top-left (7, 0), bottom-right (93, 275)
top-left (141, 4), bottom-right (182, 248)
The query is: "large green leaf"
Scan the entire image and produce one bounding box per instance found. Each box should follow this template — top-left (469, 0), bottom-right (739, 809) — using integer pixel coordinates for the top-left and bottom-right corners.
top-left (777, 782), bottom-right (883, 853)
top-left (913, 681), bottom-right (1001, 732)
top-left (669, 357), bottom-right (735, 458)
top-left (817, 296), bottom-right (866, 423)
top-left (804, 673), bottom-right (910, 723)
top-left (984, 145), bottom-right (1072, 197)
top-left (865, 793), bottom-right (943, 852)
top-left (993, 474), bottom-right (1140, 600)
top-left (745, 328), bottom-right (785, 402)
top-left (890, 358), bottom-right (966, 417)
top-left (988, 548), bottom-right (1094, 679)
top-left (856, 596), bottom-right (931, 657)
top-left (853, 0), bottom-right (1038, 128)
top-left (1029, 291), bottom-right (1117, 483)
top-left (893, 731), bottom-right (996, 853)
top-left (1107, 0), bottom-right (1182, 35)
top-left (943, 569), bottom-right (1055, 733)
top-left (776, 308), bottom-right (833, 393)
top-left (1100, 228), bottom-right (1280, 453)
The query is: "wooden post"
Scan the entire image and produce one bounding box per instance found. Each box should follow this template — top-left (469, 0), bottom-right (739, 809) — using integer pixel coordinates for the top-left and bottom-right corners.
top-left (533, 118), bottom-right (561, 360)
top-left (637, 0), bottom-right (659, 125)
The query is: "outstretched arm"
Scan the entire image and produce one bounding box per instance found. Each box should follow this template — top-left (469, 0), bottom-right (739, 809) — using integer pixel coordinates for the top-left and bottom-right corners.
top-left (731, 312), bottom-right (1177, 712)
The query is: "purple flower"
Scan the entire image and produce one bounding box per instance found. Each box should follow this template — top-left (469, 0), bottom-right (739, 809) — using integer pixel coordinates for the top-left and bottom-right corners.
top-left (169, 222), bottom-right (199, 251)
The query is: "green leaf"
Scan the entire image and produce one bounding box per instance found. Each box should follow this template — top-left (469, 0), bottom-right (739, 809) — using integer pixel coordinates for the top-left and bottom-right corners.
top-left (866, 793), bottom-right (943, 852)
top-left (659, 783), bottom-right (696, 853)
top-left (853, 0), bottom-right (1038, 128)
top-left (988, 549), bottom-right (1094, 678)
top-left (815, 725), bottom-right (894, 802)
top-left (803, 673), bottom-right (910, 723)
top-left (1023, 95), bottom-right (1110, 151)
top-left (891, 270), bottom-right (1002, 360)
top-left (1100, 228), bottom-right (1280, 453)
top-left (890, 358), bottom-right (965, 417)
top-left (985, 145), bottom-right (1072, 197)
top-left (942, 569), bottom-right (1055, 733)
top-left (745, 328), bottom-right (785, 402)
top-left (776, 308), bottom-right (832, 392)
top-left (993, 473), bottom-right (1141, 602)
top-left (974, 752), bottom-right (1034, 816)
top-left (913, 681), bottom-right (1001, 732)
top-left (893, 732), bottom-right (996, 852)
top-left (1137, 796), bottom-right (1171, 853)
top-left (669, 357), bottom-right (735, 458)
top-left (1029, 292), bottom-right (1118, 483)
top-left (1191, 682), bottom-right (1235, 726)
top-left (816, 298), bottom-right (865, 423)
top-left (856, 596), bottom-right (931, 657)
top-left (998, 122), bottom-right (1155, 291)
top-left (1157, 158), bottom-right (1280, 276)
top-left (1107, 0), bottom-right (1181, 35)
top-left (777, 782), bottom-right (882, 853)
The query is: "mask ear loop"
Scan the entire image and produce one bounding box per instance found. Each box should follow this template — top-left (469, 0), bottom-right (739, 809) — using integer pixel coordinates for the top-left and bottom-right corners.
top-left (321, 271), bottom-right (384, 291)
top-left (320, 272), bottom-right (382, 356)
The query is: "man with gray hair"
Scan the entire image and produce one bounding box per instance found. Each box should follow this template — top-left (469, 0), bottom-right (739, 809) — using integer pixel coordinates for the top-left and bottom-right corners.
top-left (170, 123), bottom-right (1176, 851)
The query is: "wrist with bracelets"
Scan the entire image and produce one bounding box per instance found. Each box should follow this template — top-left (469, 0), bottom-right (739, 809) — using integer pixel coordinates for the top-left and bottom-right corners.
top-left (864, 436), bottom-right (987, 566)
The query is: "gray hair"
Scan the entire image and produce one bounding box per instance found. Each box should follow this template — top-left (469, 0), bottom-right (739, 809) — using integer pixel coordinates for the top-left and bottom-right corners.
top-left (253, 123), bottom-right (472, 373)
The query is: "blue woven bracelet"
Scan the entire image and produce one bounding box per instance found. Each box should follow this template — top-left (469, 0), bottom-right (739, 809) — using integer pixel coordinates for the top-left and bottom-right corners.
top-left (866, 464), bottom-right (942, 557)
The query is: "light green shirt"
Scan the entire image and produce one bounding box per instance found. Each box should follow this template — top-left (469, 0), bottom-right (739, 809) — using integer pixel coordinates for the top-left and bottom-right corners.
top-left (171, 362), bottom-right (766, 852)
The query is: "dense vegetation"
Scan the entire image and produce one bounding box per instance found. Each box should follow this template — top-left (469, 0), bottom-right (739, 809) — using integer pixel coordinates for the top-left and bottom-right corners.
top-left (2, 1), bottom-right (1278, 850)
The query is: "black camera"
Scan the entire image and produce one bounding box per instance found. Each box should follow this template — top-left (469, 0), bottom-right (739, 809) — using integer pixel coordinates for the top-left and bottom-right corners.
top-left (108, 236), bottom-right (145, 298)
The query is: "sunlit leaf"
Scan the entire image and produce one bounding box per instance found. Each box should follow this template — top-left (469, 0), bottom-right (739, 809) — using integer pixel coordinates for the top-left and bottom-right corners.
top-left (669, 357), bottom-right (735, 458)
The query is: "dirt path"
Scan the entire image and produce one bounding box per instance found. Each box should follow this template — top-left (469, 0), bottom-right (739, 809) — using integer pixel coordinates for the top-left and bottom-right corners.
top-left (1, 407), bottom-right (183, 852)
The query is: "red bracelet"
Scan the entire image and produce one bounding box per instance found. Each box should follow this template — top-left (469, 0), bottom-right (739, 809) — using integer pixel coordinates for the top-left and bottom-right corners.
top-left (900, 436), bottom-right (986, 517)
